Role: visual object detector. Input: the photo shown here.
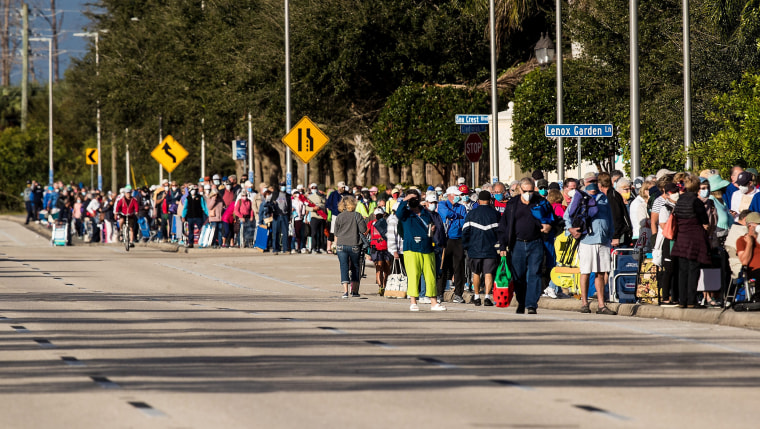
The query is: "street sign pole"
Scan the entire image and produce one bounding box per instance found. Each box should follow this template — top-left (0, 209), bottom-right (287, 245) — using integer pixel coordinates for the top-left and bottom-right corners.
top-left (91, 165), bottom-right (93, 189)
top-left (471, 162), bottom-right (475, 189)
top-left (248, 112), bottom-right (254, 186)
top-left (577, 137), bottom-right (582, 180)
top-left (556, 0), bottom-right (564, 182)
top-left (489, 0), bottom-right (499, 182)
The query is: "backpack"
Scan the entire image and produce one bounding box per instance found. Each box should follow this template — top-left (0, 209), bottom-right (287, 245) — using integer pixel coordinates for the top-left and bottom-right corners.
top-left (374, 217), bottom-right (388, 240)
top-left (368, 220), bottom-right (388, 251)
top-left (566, 191), bottom-right (598, 236)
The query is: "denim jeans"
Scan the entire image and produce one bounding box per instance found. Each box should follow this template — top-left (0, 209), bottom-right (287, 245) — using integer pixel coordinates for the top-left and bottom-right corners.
top-left (186, 217), bottom-right (203, 244)
top-left (337, 244), bottom-right (361, 283)
top-left (271, 216), bottom-right (290, 252)
top-left (511, 239), bottom-right (544, 309)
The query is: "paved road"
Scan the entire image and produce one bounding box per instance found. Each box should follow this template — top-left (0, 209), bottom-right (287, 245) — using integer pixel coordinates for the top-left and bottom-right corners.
top-left (1, 219), bottom-right (759, 428)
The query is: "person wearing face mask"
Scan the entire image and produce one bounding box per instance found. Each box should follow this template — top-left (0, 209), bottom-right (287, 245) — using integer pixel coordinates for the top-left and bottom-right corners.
top-left (498, 177), bottom-right (555, 314)
top-left (457, 185), bottom-right (474, 212)
top-left (212, 174), bottom-right (222, 188)
top-left (269, 181), bottom-right (292, 254)
top-left (234, 191), bottom-right (254, 247)
top-left (599, 172), bottom-right (632, 248)
top-left (491, 182), bottom-right (508, 214)
top-left (536, 179), bottom-right (549, 198)
top-left (422, 192), bottom-right (447, 303)
top-left (367, 208), bottom-right (393, 295)
top-left (436, 186), bottom-right (468, 304)
top-left (463, 191), bottom-right (501, 306)
top-left (181, 186), bottom-right (208, 248)
top-left (670, 174), bottom-right (711, 308)
top-left (396, 190), bottom-right (447, 311)
top-left (306, 183), bottom-right (328, 253)
top-left (736, 212), bottom-right (760, 279)
top-left (730, 171), bottom-right (756, 215)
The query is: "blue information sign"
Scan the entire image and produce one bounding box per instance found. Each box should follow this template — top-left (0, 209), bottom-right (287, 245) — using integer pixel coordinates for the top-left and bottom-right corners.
top-left (544, 124), bottom-right (614, 138)
top-left (460, 124), bottom-right (488, 134)
top-left (455, 114), bottom-right (490, 125)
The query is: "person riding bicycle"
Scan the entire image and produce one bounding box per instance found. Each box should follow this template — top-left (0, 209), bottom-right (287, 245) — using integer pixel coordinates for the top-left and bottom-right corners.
top-left (115, 186), bottom-right (139, 246)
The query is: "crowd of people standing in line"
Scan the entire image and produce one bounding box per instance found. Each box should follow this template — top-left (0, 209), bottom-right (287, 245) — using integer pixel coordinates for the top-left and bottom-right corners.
top-left (22, 165), bottom-right (752, 314)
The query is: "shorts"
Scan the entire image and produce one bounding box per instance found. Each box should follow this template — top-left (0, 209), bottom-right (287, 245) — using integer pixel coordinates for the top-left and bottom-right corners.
top-left (468, 257), bottom-right (499, 276)
top-left (578, 243), bottom-right (612, 275)
top-left (370, 249), bottom-right (392, 262)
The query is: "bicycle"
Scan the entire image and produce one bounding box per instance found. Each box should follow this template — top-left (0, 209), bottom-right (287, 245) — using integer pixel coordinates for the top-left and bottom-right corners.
top-left (120, 213), bottom-right (135, 252)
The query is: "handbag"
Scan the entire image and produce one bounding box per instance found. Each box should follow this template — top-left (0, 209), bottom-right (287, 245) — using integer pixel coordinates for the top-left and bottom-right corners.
top-left (493, 256), bottom-right (515, 308)
top-left (385, 258), bottom-right (408, 298)
top-left (662, 211), bottom-right (677, 240)
top-left (355, 212), bottom-right (371, 250)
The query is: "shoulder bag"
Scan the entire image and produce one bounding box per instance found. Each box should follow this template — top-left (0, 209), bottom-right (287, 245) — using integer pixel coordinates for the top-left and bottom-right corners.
top-left (385, 258), bottom-right (408, 298)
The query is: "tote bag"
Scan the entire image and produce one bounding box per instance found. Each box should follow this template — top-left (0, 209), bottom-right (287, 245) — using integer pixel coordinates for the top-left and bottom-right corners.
top-left (493, 256), bottom-right (515, 308)
top-left (385, 258), bottom-right (408, 298)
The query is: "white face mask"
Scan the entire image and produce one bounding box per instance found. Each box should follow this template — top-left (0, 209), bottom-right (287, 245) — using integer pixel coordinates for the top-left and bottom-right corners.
top-left (521, 192), bottom-right (532, 202)
top-left (225, 185), bottom-right (231, 190)
top-left (670, 193), bottom-right (680, 202)
top-left (567, 189), bottom-right (576, 199)
top-left (699, 190), bottom-right (709, 198)
top-left (755, 225), bottom-right (760, 235)
top-left (190, 190), bottom-right (197, 196)
top-left (427, 203), bottom-right (437, 212)
top-left (213, 180), bottom-right (220, 186)
top-left (740, 185), bottom-right (751, 194)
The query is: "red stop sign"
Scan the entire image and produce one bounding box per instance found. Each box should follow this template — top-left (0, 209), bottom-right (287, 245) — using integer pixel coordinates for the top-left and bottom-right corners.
top-left (465, 133), bottom-right (483, 163)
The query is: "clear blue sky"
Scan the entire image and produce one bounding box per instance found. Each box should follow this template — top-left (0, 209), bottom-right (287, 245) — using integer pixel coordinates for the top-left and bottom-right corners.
top-left (11, 0), bottom-right (94, 84)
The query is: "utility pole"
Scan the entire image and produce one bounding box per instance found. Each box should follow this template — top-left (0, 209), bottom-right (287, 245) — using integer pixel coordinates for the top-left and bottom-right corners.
top-left (248, 112), bottom-right (253, 186)
top-left (555, 0), bottom-right (564, 182)
top-left (488, 0), bottom-right (499, 183)
top-left (683, 0), bottom-right (692, 170)
top-left (284, 0), bottom-right (292, 192)
top-left (111, 133), bottom-right (117, 194)
top-left (20, 3), bottom-right (28, 130)
top-left (630, 0), bottom-right (641, 178)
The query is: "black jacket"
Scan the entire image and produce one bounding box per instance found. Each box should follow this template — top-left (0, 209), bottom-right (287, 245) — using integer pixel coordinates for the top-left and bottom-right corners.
top-left (606, 188), bottom-right (632, 242)
top-left (462, 204), bottom-right (501, 259)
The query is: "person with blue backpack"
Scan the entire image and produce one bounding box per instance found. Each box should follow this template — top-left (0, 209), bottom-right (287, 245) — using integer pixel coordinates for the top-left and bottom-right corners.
top-left (498, 177), bottom-right (555, 314)
top-left (564, 180), bottom-right (617, 315)
top-left (437, 186), bottom-right (468, 303)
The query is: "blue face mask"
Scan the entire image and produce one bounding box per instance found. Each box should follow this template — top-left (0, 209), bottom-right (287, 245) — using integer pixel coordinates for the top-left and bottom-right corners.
top-left (462, 195), bottom-right (469, 202)
top-left (280, 186), bottom-right (286, 192)
top-left (247, 187), bottom-right (253, 192)
top-left (538, 189), bottom-right (548, 196)
top-left (452, 196), bottom-right (461, 204)
top-left (493, 193), bottom-right (503, 202)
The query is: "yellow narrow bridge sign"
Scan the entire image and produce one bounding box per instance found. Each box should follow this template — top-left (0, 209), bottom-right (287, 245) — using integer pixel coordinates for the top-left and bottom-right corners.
top-left (282, 116), bottom-right (330, 164)
top-left (151, 135), bottom-right (188, 173)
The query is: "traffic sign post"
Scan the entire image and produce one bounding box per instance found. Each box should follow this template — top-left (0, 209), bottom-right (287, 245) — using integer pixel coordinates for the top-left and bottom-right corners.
top-left (86, 148), bottom-right (98, 189)
top-left (151, 135), bottom-right (188, 173)
top-left (282, 116), bottom-right (330, 164)
top-left (544, 124), bottom-right (614, 178)
top-left (464, 133), bottom-right (483, 188)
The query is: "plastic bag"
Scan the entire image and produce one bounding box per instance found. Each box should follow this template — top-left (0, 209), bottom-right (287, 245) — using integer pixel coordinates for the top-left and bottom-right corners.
top-left (493, 256), bottom-right (514, 308)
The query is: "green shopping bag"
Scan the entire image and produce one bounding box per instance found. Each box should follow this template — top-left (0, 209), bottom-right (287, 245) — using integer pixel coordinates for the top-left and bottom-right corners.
top-left (494, 256), bottom-right (514, 308)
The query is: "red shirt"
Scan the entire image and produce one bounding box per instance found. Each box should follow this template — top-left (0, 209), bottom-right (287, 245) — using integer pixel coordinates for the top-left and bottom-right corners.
top-left (115, 197), bottom-right (139, 216)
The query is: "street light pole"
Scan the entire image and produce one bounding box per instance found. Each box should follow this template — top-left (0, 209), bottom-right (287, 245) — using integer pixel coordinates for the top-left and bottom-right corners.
top-left (489, 0), bottom-right (499, 183)
top-left (74, 31), bottom-right (105, 190)
top-left (30, 37), bottom-right (53, 185)
top-left (248, 112), bottom-right (254, 186)
top-left (284, 0), bottom-right (292, 192)
top-left (630, 0), bottom-right (641, 179)
top-left (556, 0), bottom-right (564, 182)
top-left (683, 0), bottom-right (692, 171)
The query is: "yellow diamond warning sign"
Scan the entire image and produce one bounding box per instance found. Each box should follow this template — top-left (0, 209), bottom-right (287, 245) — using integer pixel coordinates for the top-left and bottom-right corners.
top-left (151, 135), bottom-right (188, 173)
top-left (282, 116), bottom-right (330, 164)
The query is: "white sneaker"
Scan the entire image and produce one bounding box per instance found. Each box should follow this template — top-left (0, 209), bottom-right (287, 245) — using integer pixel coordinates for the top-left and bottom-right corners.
top-left (431, 303), bottom-right (447, 311)
top-left (301, 248), bottom-right (308, 254)
top-left (291, 249), bottom-right (297, 254)
top-left (543, 286), bottom-right (558, 299)
top-left (410, 303), bottom-right (420, 312)
top-left (418, 296), bottom-right (431, 304)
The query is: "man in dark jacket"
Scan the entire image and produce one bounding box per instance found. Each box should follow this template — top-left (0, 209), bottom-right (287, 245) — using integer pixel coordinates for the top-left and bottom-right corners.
top-left (462, 191), bottom-right (501, 306)
top-left (270, 182), bottom-right (292, 254)
top-left (498, 178), bottom-right (554, 314)
top-left (599, 172), bottom-right (632, 247)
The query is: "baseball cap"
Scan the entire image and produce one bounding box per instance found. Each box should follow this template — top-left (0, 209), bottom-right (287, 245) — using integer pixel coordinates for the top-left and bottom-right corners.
top-left (737, 171), bottom-right (753, 186)
top-left (204, 184), bottom-right (211, 191)
top-left (457, 177), bottom-right (466, 185)
top-left (374, 208), bottom-right (385, 215)
top-left (746, 212), bottom-right (760, 225)
top-left (458, 184), bottom-right (470, 194)
top-left (584, 172), bottom-right (598, 181)
top-left (369, 186), bottom-right (378, 193)
top-left (446, 185), bottom-right (462, 196)
top-left (425, 191), bottom-right (437, 202)
top-left (655, 169), bottom-right (676, 180)
top-left (310, 183), bottom-right (318, 189)
top-left (212, 174), bottom-right (220, 180)
top-left (537, 179), bottom-right (549, 189)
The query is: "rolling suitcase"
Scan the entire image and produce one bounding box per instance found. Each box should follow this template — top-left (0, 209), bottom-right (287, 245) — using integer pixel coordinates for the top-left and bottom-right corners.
top-left (254, 224), bottom-right (269, 251)
top-left (52, 223), bottom-right (67, 246)
top-left (198, 223), bottom-right (216, 248)
top-left (610, 248), bottom-right (639, 303)
top-left (241, 220), bottom-right (256, 248)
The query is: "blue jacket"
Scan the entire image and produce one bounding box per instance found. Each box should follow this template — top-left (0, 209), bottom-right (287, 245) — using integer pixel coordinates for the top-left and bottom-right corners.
top-left (462, 204), bottom-right (500, 259)
top-left (563, 192), bottom-right (614, 245)
top-left (326, 190), bottom-right (347, 216)
top-left (437, 199), bottom-right (467, 239)
top-left (396, 200), bottom-right (435, 254)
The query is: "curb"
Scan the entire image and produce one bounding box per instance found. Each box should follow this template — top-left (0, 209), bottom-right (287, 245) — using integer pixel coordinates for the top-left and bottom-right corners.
top-left (537, 296), bottom-right (760, 331)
